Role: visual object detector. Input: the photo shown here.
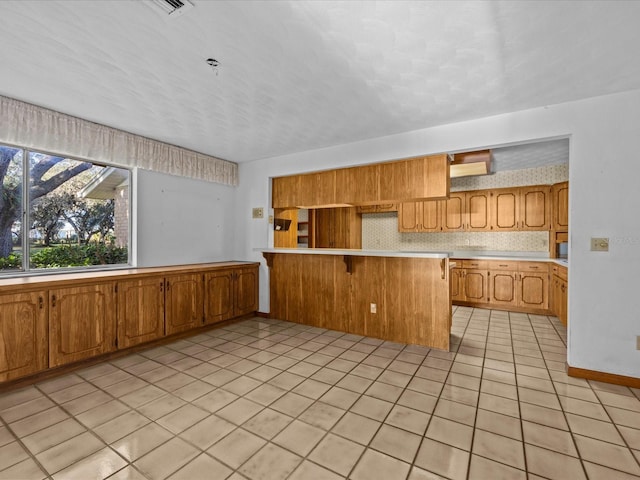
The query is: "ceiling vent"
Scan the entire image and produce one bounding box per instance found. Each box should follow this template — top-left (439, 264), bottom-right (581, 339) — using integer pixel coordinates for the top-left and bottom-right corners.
top-left (149, 0), bottom-right (194, 18)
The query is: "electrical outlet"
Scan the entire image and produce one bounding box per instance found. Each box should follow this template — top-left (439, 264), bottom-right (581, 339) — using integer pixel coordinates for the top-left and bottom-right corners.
top-left (370, 303), bottom-right (377, 314)
top-left (268, 215), bottom-right (274, 224)
top-left (590, 237), bottom-right (609, 252)
top-left (252, 207), bottom-right (264, 219)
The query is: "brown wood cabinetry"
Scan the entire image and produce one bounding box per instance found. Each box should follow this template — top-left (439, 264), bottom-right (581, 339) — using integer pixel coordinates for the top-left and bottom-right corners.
top-left (452, 259), bottom-right (550, 313)
top-left (356, 204), bottom-right (398, 213)
top-left (552, 182), bottom-right (569, 231)
top-left (492, 186), bottom-right (550, 231)
top-left (272, 154), bottom-right (450, 208)
top-left (442, 193), bottom-right (466, 231)
top-left (0, 292), bottom-right (47, 382)
top-left (267, 253), bottom-right (451, 349)
top-left (465, 190), bottom-right (492, 231)
top-left (205, 266), bottom-right (258, 324)
top-left (451, 260), bottom-right (489, 304)
top-left (313, 207), bottom-right (362, 248)
top-left (398, 201), bottom-right (440, 232)
top-left (117, 277), bottom-right (165, 349)
top-left (49, 283), bottom-right (116, 368)
top-left (0, 261), bottom-right (258, 384)
top-left (551, 264), bottom-right (568, 325)
top-left (165, 274), bottom-right (204, 335)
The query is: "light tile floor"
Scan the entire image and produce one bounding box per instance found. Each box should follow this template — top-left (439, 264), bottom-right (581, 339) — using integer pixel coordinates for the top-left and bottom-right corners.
top-left (1, 307), bottom-right (640, 479)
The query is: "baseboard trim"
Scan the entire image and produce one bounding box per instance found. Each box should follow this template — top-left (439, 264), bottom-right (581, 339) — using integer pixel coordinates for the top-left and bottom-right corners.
top-left (567, 365), bottom-right (640, 389)
top-left (255, 311), bottom-right (270, 318)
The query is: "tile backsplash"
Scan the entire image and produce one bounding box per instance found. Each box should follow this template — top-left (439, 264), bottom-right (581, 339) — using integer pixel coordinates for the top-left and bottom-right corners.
top-left (362, 164), bottom-right (568, 253)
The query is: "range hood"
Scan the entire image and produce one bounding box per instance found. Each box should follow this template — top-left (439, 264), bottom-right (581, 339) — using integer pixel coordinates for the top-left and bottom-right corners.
top-left (450, 150), bottom-right (492, 178)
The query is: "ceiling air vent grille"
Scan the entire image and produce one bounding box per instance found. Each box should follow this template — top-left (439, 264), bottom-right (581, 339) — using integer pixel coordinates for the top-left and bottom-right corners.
top-left (150, 0), bottom-right (194, 17)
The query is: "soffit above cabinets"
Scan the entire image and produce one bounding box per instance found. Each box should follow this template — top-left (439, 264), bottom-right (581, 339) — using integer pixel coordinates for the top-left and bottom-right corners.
top-left (0, 2), bottom-right (636, 163)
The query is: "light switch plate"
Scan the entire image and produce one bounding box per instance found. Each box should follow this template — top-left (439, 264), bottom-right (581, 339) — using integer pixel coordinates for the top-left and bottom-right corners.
top-left (252, 207), bottom-right (264, 219)
top-left (590, 237), bottom-right (609, 252)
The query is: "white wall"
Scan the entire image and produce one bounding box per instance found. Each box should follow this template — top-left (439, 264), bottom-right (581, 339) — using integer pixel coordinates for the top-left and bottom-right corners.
top-left (236, 88), bottom-right (640, 379)
top-left (137, 169), bottom-right (237, 267)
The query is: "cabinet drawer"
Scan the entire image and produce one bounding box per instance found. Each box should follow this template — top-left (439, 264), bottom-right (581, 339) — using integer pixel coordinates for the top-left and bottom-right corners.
top-left (462, 260), bottom-right (488, 269)
top-left (518, 262), bottom-right (549, 273)
top-left (486, 260), bottom-right (518, 271)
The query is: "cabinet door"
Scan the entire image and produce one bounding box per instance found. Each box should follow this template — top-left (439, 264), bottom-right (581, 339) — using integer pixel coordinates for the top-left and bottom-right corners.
top-left (492, 189), bottom-right (519, 230)
top-left (335, 164), bottom-right (378, 205)
top-left (49, 283), bottom-right (116, 368)
top-left (0, 292), bottom-right (48, 382)
top-left (520, 186), bottom-right (550, 230)
top-left (117, 277), bottom-right (165, 349)
top-left (442, 193), bottom-right (465, 231)
top-left (519, 272), bottom-right (548, 310)
top-left (489, 271), bottom-right (518, 308)
top-left (272, 175), bottom-right (299, 209)
top-left (165, 274), bottom-right (203, 336)
top-left (420, 201), bottom-right (441, 231)
top-left (466, 190), bottom-right (491, 231)
top-left (235, 267), bottom-right (259, 317)
top-left (463, 270), bottom-right (488, 303)
top-left (450, 268), bottom-right (465, 302)
top-left (204, 270), bottom-right (234, 324)
top-left (559, 279), bottom-right (568, 326)
top-left (398, 203), bottom-right (421, 232)
top-left (552, 182), bottom-right (569, 230)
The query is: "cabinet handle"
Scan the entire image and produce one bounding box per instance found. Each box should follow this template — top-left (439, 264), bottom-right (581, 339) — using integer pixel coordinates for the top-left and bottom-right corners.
top-left (166, 281), bottom-right (170, 291)
top-left (51, 295), bottom-right (56, 307)
top-left (561, 284), bottom-right (566, 293)
top-left (38, 296), bottom-right (43, 309)
top-left (529, 266), bottom-right (539, 269)
top-left (499, 264), bottom-right (508, 267)
top-left (160, 281), bottom-right (163, 292)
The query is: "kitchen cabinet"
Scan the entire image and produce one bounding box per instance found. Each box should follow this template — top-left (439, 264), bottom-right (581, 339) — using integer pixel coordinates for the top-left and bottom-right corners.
top-left (551, 264), bottom-right (568, 325)
top-left (165, 273), bottom-right (204, 335)
top-left (450, 260), bottom-right (489, 304)
top-left (313, 207), bottom-right (362, 248)
top-left (398, 201), bottom-right (440, 232)
top-left (399, 190), bottom-right (490, 233)
top-left (0, 292), bottom-right (48, 382)
top-left (356, 204), bottom-right (398, 213)
top-left (117, 277), bottom-right (165, 349)
top-left (487, 261), bottom-right (549, 311)
top-left (272, 154), bottom-right (450, 208)
top-left (452, 259), bottom-right (550, 313)
top-left (49, 283), bottom-right (116, 368)
top-left (205, 266), bottom-right (258, 324)
top-left (552, 181), bottom-right (569, 231)
top-left (492, 186), bottom-right (550, 231)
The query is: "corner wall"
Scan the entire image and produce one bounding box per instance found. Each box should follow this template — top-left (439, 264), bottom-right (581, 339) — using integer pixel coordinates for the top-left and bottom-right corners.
top-left (235, 88), bottom-right (640, 379)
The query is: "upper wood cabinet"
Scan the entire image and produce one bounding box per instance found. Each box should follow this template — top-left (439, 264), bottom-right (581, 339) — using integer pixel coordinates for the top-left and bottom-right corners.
top-left (313, 207), bottom-right (362, 248)
top-left (356, 204), bottom-right (398, 213)
top-left (399, 190), bottom-right (490, 233)
top-left (49, 283), bottom-right (116, 368)
top-left (165, 273), bottom-right (204, 336)
top-left (492, 185), bottom-right (550, 231)
top-left (0, 291), bottom-right (48, 382)
top-left (552, 181), bottom-right (569, 231)
top-left (272, 154), bottom-right (450, 208)
top-left (117, 277), bottom-right (165, 349)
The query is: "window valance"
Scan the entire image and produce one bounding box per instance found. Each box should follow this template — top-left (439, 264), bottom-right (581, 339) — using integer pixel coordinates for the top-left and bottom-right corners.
top-left (0, 95), bottom-right (238, 186)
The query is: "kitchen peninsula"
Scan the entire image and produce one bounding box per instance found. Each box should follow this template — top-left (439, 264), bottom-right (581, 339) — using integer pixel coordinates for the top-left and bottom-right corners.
top-left (261, 249), bottom-right (452, 350)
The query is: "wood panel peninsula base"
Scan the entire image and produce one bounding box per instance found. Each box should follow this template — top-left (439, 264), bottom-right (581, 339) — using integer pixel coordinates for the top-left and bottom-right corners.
top-left (262, 249), bottom-right (452, 350)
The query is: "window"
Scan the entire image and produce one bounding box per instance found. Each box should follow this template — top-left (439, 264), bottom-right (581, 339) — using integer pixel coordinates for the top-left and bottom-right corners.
top-left (0, 144), bottom-right (130, 273)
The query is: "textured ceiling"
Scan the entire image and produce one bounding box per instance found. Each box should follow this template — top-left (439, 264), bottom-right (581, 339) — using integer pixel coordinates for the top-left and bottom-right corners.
top-left (1, 1), bottom-right (639, 164)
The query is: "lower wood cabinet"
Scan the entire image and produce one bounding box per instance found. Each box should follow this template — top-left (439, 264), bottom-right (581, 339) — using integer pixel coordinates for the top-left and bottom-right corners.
top-left (165, 273), bottom-right (204, 335)
top-left (551, 264), bottom-right (568, 325)
top-left (0, 292), bottom-right (48, 382)
top-left (0, 262), bottom-right (258, 384)
top-left (452, 259), bottom-right (550, 313)
top-left (117, 277), bottom-right (165, 349)
top-left (205, 267), bottom-right (258, 324)
top-left (49, 283), bottom-right (116, 368)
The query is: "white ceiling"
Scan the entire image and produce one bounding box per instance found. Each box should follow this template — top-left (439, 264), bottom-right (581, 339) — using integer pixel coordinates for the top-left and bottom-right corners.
top-left (1, 1), bottom-right (639, 164)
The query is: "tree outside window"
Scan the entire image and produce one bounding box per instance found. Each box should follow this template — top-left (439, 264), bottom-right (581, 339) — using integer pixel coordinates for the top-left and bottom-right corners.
top-left (0, 144), bottom-right (130, 272)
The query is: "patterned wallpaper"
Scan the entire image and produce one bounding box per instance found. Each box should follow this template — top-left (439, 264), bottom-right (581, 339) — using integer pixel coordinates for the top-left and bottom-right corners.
top-left (362, 164), bottom-right (569, 253)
